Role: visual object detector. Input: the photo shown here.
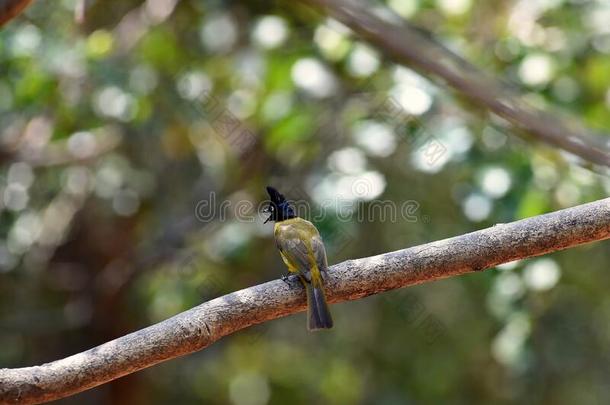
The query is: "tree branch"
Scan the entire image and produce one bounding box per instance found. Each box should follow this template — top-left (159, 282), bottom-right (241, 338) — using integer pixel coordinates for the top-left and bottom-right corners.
top-left (1, 198), bottom-right (609, 404)
top-left (298, 0), bottom-right (610, 168)
top-left (0, 0), bottom-right (32, 27)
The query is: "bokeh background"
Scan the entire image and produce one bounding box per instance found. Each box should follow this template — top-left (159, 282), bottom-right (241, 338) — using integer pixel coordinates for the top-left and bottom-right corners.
top-left (1, 0), bottom-right (610, 404)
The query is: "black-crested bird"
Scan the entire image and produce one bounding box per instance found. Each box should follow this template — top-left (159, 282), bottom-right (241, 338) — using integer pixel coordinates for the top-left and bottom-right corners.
top-left (264, 186), bottom-right (333, 331)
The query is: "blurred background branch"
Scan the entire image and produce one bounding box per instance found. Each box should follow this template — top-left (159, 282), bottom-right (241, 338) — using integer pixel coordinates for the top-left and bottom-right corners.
top-left (0, 0), bottom-right (31, 27)
top-left (1, 197), bottom-right (609, 405)
top-left (301, 0), bottom-right (610, 168)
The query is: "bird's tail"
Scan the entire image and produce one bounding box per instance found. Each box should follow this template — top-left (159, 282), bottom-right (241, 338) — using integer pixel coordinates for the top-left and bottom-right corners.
top-left (305, 274), bottom-right (333, 331)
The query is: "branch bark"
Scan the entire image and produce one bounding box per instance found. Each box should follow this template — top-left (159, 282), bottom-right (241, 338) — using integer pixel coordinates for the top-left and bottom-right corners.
top-left (298, 0), bottom-right (610, 168)
top-left (1, 198), bottom-right (610, 404)
top-left (0, 0), bottom-right (32, 27)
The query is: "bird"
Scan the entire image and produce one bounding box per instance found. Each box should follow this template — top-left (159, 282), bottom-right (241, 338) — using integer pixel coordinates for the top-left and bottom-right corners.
top-left (264, 186), bottom-right (333, 331)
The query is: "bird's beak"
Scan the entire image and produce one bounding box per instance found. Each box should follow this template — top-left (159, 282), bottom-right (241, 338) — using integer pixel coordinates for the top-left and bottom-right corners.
top-left (263, 205), bottom-right (272, 224)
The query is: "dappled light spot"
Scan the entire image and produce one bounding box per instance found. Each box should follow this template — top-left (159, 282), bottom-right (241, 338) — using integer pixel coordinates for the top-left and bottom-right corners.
top-left (519, 53), bottom-right (555, 87)
top-left (314, 19), bottom-right (351, 61)
top-left (176, 71), bottom-right (212, 101)
top-left (436, 0), bottom-right (471, 16)
top-left (337, 171), bottom-right (386, 201)
top-left (261, 91), bottom-right (293, 122)
top-left (129, 65), bottom-right (159, 95)
top-left (62, 166), bottom-right (93, 195)
top-left (234, 50), bottom-right (266, 87)
top-left (8, 212), bottom-right (42, 253)
top-left (291, 58), bottom-right (337, 98)
top-left (227, 89), bottom-right (258, 119)
top-left (492, 312), bottom-right (531, 370)
top-left (68, 131), bottom-right (97, 159)
top-left (523, 258), bottom-right (560, 291)
top-left (554, 181), bottom-right (581, 207)
top-left (352, 120), bottom-right (397, 157)
top-left (200, 13), bottom-right (238, 53)
top-left (311, 170), bottom-right (386, 203)
top-left (586, 4), bottom-right (610, 35)
top-left (94, 86), bottom-right (136, 121)
top-left (391, 84), bottom-right (432, 115)
top-left (205, 223), bottom-right (252, 260)
top-left (442, 125), bottom-right (474, 157)
top-left (347, 43), bottom-right (380, 77)
top-left (86, 30), bottom-right (114, 58)
top-left (95, 162), bottom-right (123, 199)
top-left (3, 184), bottom-right (29, 212)
top-left (39, 195), bottom-right (80, 247)
top-left (479, 166), bottom-right (512, 199)
top-left (493, 272), bottom-right (525, 302)
top-left (252, 16), bottom-right (288, 49)
top-left (8, 162), bottom-right (34, 189)
top-left (461, 193), bottom-right (492, 222)
top-left (390, 68), bottom-right (434, 115)
top-left (10, 24), bottom-right (41, 57)
top-left (328, 147), bottom-right (367, 174)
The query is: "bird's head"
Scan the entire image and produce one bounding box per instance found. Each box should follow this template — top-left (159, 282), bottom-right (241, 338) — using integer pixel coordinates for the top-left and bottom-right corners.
top-left (264, 186), bottom-right (296, 223)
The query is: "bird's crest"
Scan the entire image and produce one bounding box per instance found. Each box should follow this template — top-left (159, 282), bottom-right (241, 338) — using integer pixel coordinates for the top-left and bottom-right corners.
top-left (265, 186), bottom-right (296, 223)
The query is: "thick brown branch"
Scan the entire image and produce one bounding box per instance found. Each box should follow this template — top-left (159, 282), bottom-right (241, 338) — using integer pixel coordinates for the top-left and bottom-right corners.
top-left (0, 0), bottom-right (32, 27)
top-left (299, 0), bottom-right (610, 167)
top-left (1, 198), bottom-right (609, 404)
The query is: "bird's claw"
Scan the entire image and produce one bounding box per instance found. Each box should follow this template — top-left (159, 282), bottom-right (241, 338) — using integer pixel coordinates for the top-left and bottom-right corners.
top-left (281, 274), bottom-right (299, 286)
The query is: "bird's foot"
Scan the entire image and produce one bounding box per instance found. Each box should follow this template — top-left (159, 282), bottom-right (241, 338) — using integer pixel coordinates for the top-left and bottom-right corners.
top-left (281, 274), bottom-right (300, 286)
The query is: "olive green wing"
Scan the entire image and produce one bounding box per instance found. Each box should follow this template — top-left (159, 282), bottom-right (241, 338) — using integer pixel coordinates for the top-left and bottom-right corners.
top-left (311, 233), bottom-right (329, 274)
top-left (276, 235), bottom-right (314, 278)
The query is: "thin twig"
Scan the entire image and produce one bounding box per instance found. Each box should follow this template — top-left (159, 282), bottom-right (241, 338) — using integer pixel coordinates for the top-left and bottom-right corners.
top-left (1, 198), bottom-right (609, 404)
